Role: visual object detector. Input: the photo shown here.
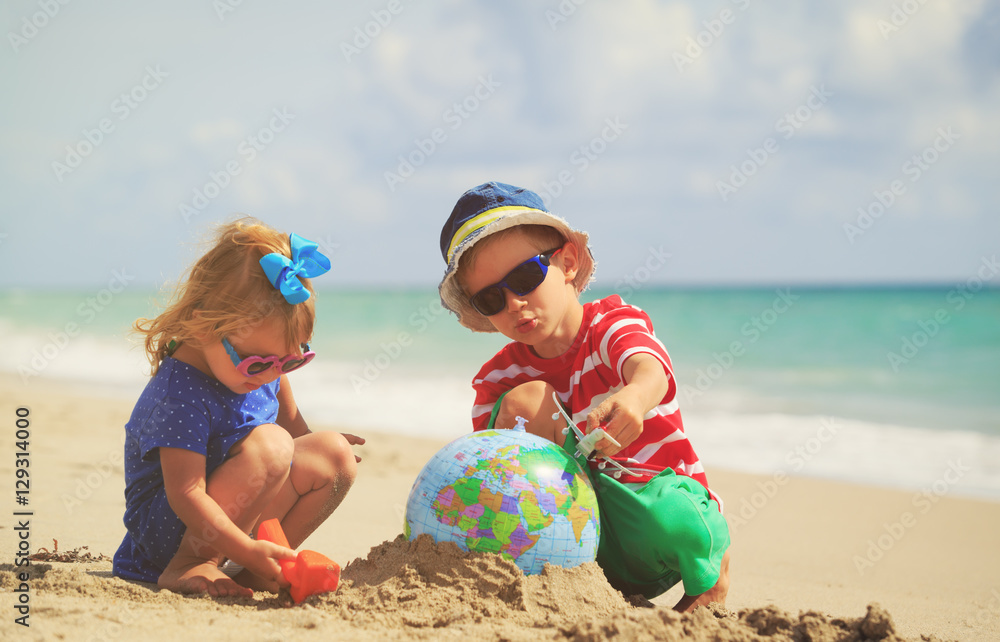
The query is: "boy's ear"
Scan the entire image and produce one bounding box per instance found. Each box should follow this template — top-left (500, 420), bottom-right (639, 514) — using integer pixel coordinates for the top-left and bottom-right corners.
top-left (558, 241), bottom-right (580, 282)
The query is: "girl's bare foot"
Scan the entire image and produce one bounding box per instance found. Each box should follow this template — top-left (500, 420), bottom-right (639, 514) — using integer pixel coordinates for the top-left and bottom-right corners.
top-left (232, 567), bottom-right (282, 593)
top-left (158, 559), bottom-right (253, 598)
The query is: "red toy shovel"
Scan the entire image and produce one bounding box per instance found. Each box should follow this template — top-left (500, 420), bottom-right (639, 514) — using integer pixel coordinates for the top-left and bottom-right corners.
top-left (257, 518), bottom-right (340, 603)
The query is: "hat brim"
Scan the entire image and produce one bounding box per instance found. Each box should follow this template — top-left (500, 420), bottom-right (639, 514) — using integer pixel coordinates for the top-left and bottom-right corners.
top-left (438, 208), bottom-right (596, 333)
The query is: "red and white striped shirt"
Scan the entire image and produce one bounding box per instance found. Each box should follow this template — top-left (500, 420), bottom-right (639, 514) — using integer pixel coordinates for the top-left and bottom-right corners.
top-left (471, 295), bottom-right (710, 489)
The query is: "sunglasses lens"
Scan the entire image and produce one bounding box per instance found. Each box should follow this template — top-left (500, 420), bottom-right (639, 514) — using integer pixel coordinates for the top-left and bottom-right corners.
top-left (281, 351), bottom-right (314, 373)
top-left (469, 254), bottom-right (554, 317)
top-left (471, 287), bottom-right (505, 316)
top-left (246, 361), bottom-right (272, 376)
top-left (505, 261), bottom-right (546, 294)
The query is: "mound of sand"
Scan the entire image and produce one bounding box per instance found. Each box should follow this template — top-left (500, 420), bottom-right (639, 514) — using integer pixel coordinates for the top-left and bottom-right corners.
top-left (326, 534), bottom-right (630, 630)
top-left (1, 534), bottom-right (945, 641)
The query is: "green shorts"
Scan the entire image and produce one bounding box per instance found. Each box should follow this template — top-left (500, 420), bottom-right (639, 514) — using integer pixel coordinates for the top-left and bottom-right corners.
top-left (487, 392), bottom-right (729, 599)
top-left (595, 468), bottom-right (729, 598)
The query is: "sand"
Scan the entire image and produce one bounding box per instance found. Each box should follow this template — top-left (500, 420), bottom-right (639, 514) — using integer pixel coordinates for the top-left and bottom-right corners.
top-left (2, 374), bottom-right (999, 641)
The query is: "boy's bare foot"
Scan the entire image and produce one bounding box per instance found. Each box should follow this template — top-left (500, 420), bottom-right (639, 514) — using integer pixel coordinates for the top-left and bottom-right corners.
top-left (158, 559), bottom-right (253, 598)
top-left (673, 550), bottom-right (731, 613)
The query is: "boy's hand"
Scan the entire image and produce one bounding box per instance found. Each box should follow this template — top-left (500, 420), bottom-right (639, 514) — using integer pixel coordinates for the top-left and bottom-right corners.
top-left (586, 387), bottom-right (646, 457)
top-left (586, 353), bottom-right (670, 457)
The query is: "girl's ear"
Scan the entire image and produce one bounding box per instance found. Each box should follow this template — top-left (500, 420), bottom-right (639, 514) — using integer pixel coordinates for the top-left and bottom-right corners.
top-left (187, 310), bottom-right (218, 348)
top-left (557, 241), bottom-right (579, 282)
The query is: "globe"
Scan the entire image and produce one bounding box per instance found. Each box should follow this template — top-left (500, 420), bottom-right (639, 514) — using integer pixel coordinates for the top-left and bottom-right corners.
top-left (404, 428), bottom-right (600, 575)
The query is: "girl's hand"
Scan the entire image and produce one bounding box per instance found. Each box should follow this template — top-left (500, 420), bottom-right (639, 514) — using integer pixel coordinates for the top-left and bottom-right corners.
top-left (586, 388), bottom-right (646, 457)
top-left (234, 539), bottom-right (296, 587)
top-left (341, 432), bottom-right (366, 463)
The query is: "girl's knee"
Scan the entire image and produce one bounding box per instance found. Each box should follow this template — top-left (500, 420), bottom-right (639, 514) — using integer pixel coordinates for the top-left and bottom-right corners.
top-left (240, 423), bottom-right (294, 478)
top-left (324, 432), bottom-right (359, 478)
top-left (295, 431), bottom-right (358, 482)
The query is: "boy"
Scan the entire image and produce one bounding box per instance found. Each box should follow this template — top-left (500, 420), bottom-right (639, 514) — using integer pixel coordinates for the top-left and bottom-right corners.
top-left (437, 182), bottom-right (730, 610)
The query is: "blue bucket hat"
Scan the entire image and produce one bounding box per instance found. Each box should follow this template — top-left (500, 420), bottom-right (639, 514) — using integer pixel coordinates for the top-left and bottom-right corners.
top-left (438, 181), bottom-right (596, 332)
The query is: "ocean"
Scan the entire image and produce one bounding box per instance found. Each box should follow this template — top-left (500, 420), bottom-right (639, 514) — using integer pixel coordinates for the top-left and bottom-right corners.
top-left (3, 285), bottom-right (999, 500)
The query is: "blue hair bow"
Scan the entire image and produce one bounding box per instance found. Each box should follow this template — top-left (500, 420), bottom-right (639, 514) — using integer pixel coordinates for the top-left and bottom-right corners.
top-left (259, 233), bottom-right (331, 304)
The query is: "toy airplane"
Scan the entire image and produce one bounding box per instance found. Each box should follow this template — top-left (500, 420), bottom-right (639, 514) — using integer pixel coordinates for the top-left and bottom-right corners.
top-left (550, 392), bottom-right (642, 479)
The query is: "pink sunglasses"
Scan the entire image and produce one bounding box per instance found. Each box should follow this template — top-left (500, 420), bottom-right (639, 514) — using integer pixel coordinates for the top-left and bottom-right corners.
top-left (222, 337), bottom-right (315, 377)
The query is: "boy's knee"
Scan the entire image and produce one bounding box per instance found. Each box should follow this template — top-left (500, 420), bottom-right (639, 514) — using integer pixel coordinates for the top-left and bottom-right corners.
top-left (498, 381), bottom-right (563, 435)
top-left (502, 381), bottom-right (557, 416)
top-left (663, 492), bottom-right (727, 552)
top-left (241, 423), bottom-right (294, 479)
top-left (602, 486), bottom-right (729, 598)
top-left (620, 486), bottom-right (727, 568)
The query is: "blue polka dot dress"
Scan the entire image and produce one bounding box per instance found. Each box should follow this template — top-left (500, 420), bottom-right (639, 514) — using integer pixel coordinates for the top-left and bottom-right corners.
top-left (112, 357), bottom-right (280, 583)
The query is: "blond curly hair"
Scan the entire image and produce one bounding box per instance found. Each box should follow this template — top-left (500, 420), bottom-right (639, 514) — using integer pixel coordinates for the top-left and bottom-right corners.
top-left (135, 217), bottom-right (317, 374)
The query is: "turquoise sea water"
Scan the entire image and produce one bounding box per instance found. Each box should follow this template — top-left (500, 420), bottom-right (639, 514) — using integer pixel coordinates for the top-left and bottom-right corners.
top-left (303, 286), bottom-right (1000, 439)
top-left (3, 286), bottom-right (999, 497)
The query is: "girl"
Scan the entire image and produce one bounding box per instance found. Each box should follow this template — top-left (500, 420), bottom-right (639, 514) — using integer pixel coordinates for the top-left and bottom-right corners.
top-left (113, 218), bottom-right (363, 598)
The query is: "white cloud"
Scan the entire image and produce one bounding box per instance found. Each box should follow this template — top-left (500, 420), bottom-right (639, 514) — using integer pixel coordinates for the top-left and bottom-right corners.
top-left (0, 0), bottom-right (996, 287)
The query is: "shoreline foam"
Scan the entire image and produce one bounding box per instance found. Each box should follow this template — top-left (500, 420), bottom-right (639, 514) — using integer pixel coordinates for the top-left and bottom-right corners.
top-left (5, 362), bottom-right (1000, 501)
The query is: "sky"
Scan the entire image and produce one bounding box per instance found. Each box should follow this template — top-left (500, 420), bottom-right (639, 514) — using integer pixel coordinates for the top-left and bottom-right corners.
top-left (1, 0), bottom-right (998, 290)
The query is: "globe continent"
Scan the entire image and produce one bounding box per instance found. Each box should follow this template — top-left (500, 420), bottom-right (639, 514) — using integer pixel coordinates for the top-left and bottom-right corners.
top-left (404, 429), bottom-right (599, 575)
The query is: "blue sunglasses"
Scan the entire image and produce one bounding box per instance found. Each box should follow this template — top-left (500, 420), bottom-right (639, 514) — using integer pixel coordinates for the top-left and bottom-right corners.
top-left (469, 248), bottom-right (562, 316)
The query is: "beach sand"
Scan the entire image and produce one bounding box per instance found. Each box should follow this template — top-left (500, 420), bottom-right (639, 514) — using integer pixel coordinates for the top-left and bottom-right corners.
top-left (2, 375), bottom-right (998, 641)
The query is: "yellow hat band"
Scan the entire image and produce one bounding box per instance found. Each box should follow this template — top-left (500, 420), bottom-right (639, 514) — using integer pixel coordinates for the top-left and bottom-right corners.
top-left (446, 206), bottom-right (549, 265)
